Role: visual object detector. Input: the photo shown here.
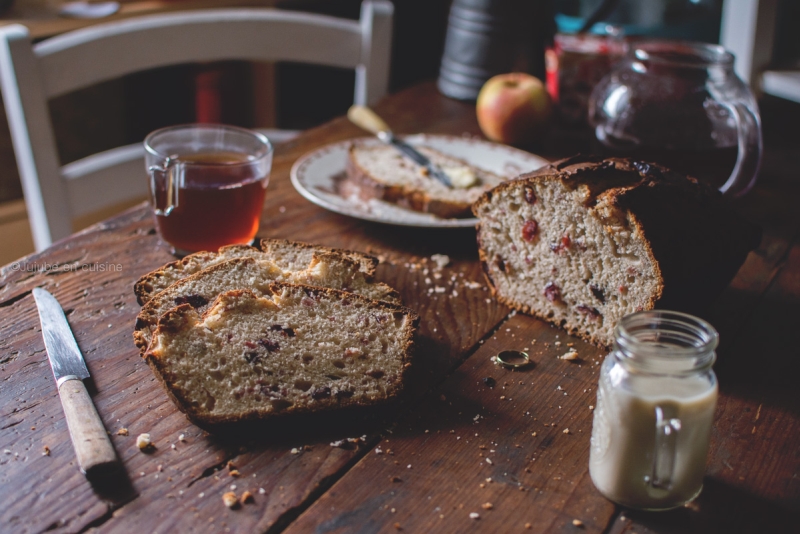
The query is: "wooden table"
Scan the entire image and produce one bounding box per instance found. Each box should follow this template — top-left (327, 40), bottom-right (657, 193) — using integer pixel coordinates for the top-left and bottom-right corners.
top-left (0, 82), bottom-right (797, 533)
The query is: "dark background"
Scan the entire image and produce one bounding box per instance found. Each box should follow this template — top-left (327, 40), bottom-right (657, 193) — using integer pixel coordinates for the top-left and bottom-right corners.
top-left (1, 0), bottom-right (800, 204)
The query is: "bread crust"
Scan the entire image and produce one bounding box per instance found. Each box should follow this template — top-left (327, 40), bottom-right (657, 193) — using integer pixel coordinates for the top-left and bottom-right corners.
top-left (134, 239), bottom-right (379, 305)
top-left (473, 155), bottom-right (761, 346)
top-left (134, 256), bottom-right (401, 357)
top-left (144, 284), bottom-right (418, 426)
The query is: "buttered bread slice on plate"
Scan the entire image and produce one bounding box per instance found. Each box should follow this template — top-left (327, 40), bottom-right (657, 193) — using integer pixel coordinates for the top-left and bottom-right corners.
top-left (346, 143), bottom-right (505, 219)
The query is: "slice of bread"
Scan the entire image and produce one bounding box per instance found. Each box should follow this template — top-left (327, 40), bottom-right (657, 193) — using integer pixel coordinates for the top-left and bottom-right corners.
top-left (134, 256), bottom-right (401, 356)
top-left (134, 239), bottom-right (378, 305)
top-left (345, 143), bottom-right (505, 219)
top-left (145, 285), bottom-right (418, 425)
top-left (473, 155), bottom-right (760, 347)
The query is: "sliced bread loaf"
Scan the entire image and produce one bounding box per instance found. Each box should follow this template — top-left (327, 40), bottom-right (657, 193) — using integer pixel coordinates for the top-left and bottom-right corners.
top-left (134, 239), bottom-right (378, 305)
top-left (473, 156), bottom-right (760, 347)
top-left (145, 285), bottom-right (418, 425)
top-left (134, 256), bottom-right (401, 355)
top-left (346, 143), bottom-right (505, 219)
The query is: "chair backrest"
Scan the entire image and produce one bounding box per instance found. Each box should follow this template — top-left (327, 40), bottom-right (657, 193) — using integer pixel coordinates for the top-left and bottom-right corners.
top-left (0, 2), bottom-right (393, 251)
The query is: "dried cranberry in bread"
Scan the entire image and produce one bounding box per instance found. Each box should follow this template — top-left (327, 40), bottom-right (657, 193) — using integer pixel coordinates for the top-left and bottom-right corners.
top-left (472, 155), bottom-right (760, 347)
top-left (134, 239), bottom-right (378, 305)
top-left (345, 143), bottom-right (505, 219)
top-left (145, 285), bottom-right (417, 425)
top-left (134, 256), bottom-right (400, 356)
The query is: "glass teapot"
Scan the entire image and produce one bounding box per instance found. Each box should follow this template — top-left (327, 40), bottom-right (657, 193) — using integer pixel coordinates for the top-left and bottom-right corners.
top-left (589, 40), bottom-right (762, 197)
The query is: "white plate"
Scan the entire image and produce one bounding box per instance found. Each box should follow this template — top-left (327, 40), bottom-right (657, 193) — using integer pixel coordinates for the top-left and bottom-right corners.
top-left (289, 135), bottom-right (549, 228)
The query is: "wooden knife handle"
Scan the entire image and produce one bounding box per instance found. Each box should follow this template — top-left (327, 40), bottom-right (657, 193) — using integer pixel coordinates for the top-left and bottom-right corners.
top-left (58, 378), bottom-right (120, 477)
top-left (347, 105), bottom-right (391, 136)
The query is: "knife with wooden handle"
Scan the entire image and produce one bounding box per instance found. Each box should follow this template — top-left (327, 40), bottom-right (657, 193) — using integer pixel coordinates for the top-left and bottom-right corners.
top-left (32, 288), bottom-right (120, 478)
top-left (347, 105), bottom-right (454, 187)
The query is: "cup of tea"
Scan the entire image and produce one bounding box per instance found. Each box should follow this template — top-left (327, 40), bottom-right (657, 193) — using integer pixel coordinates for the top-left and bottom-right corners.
top-left (589, 40), bottom-right (762, 197)
top-left (144, 124), bottom-right (273, 255)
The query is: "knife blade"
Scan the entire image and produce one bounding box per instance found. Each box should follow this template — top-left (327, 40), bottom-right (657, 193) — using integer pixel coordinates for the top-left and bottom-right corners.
top-left (347, 105), bottom-right (453, 188)
top-left (33, 288), bottom-right (120, 477)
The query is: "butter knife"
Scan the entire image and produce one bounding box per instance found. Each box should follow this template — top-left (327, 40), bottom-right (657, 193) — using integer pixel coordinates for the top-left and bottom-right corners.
top-left (33, 288), bottom-right (120, 477)
top-left (347, 105), bottom-right (453, 187)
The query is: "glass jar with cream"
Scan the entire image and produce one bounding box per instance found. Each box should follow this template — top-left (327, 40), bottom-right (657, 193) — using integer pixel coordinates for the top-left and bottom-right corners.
top-left (589, 310), bottom-right (718, 510)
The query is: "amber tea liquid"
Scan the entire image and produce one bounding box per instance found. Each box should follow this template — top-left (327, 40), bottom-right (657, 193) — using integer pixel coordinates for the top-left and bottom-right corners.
top-left (153, 151), bottom-right (267, 253)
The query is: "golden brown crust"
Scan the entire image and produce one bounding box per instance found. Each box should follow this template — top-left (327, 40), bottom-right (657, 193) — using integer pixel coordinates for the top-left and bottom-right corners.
top-left (257, 238), bottom-right (378, 277)
top-left (144, 283), bottom-right (419, 426)
top-left (134, 240), bottom-right (380, 306)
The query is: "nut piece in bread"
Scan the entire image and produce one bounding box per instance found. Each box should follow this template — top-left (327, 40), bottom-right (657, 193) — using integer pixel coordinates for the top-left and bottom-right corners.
top-left (134, 239), bottom-right (378, 305)
top-left (472, 155), bottom-right (760, 347)
top-left (145, 285), bottom-right (418, 425)
top-left (345, 143), bottom-right (505, 219)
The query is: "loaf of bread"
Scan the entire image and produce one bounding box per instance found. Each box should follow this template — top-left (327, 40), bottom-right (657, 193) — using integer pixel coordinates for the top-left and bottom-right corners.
top-left (145, 284), bottom-right (418, 425)
top-left (472, 156), bottom-right (761, 347)
top-left (134, 255), bottom-right (401, 356)
top-left (345, 143), bottom-right (505, 219)
top-left (134, 239), bottom-right (378, 305)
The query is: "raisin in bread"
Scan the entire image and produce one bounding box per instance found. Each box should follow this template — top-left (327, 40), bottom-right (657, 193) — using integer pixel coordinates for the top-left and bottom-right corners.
top-left (473, 155), bottom-right (760, 347)
top-left (134, 255), bottom-right (400, 355)
top-left (345, 143), bottom-right (505, 219)
top-left (145, 285), bottom-right (418, 425)
top-left (134, 239), bottom-right (378, 305)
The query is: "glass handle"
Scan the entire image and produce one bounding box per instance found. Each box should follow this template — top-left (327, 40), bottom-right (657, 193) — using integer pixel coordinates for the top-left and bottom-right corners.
top-left (148, 158), bottom-right (181, 216)
top-left (651, 405), bottom-right (681, 490)
top-left (719, 102), bottom-right (762, 198)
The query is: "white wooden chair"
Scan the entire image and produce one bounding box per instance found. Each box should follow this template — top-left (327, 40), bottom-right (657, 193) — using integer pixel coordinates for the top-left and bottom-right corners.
top-left (0, 2), bottom-right (393, 251)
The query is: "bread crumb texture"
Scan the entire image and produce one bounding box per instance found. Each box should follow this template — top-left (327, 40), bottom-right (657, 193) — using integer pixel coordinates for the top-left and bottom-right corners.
top-left (146, 284), bottom-right (417, 424)
top-left (474, 156), bottom-right (759, 346)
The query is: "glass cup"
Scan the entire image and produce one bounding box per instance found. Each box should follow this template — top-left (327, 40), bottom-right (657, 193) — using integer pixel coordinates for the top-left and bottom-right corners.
top-left (589, 40), bottom-right (762, 197)
top-left (144, 124), bottom-right (273, 255)
top-left (589, 310), bottom-right (719, 511)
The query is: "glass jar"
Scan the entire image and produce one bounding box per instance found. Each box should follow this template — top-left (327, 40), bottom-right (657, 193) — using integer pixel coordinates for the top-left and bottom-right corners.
top-left (588, 40), bottom-right (761, 197)
top-left (589, 310), bottom-right (718, 511)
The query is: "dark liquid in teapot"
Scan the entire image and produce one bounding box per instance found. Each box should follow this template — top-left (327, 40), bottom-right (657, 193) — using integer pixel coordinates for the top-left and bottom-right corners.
top-left (593, 138), bottom-right (738, 190)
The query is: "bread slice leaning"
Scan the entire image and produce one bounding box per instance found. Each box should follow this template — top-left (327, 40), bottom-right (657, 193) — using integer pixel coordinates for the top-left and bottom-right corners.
top-left (472, 155), bottom-right (761, 347)
top-left (346, 143), bottom-right (505, 219)
top-left (134, 255), bottom-right (401, 356)
top-left (134, 238), bottom-right (378, 305)
top-left (145, 284), bottom-right (418, 425)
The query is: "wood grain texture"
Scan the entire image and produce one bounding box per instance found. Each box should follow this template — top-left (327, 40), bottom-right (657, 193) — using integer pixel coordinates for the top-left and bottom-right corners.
top-left (286, 312), bottom-right (617, 534)
top-left (57, 378), bottom-right (120, 476)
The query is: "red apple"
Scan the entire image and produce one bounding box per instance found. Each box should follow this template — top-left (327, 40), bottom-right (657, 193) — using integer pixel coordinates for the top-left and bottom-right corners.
top-left (476, 73), bottom-right (553, 146)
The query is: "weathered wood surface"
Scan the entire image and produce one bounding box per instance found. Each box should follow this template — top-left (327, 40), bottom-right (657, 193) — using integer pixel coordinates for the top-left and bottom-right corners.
top-left (0, 82), bottom-right (798, 533)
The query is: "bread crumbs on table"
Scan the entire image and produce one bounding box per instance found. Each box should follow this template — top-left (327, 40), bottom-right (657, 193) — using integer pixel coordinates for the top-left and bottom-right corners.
top-left (116, 428), bottom-right (128, 436)
top-left (393, 523), bottom-right (402, 530)
top-left (525, 522), bottom-right (532, 529)
top-left (230, 469), bottom-right (241, 477)
top-left (136, 433), bottom-right (154, 451)
top-left (42, 446), bottom-right (50, 456)
top-left (481, 502), bottom-right (493, 510)
top-left (222, 492), bottom-right (239, 509)
top-left (572, 519), bottom-right (584, 527)
top-left (469, 512), bottom-right (480, 520)
top-left (240, 491), bottom-right (254, 504)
